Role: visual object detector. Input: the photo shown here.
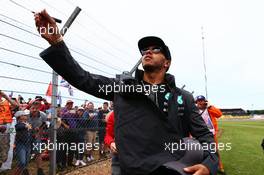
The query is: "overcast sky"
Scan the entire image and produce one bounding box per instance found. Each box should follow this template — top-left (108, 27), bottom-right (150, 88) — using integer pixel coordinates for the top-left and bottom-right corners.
top-left (1, 0), bottom-right (264, 110)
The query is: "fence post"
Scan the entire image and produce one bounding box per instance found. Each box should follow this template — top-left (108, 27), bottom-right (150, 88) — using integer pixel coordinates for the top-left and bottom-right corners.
top-left (49, 7), bottom-right (81, 175)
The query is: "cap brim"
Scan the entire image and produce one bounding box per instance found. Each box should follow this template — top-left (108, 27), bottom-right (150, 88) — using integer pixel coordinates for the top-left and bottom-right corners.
top-left (138, 36), bottom-right (166, 51)
top-left (163, 161), bottom-right (192, 175)
top-left (162, 137), bottom-right (204, 175)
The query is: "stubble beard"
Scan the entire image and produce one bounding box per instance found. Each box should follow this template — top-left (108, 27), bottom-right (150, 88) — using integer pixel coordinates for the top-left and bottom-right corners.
top-left (143, 64), bottom-right (163, 73)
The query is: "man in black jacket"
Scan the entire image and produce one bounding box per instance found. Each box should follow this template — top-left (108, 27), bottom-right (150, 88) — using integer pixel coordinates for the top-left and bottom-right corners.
top-left (34, 10), bottom-right (218, 175)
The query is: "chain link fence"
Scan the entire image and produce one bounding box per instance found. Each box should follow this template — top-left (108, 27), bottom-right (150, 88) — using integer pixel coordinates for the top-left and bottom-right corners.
top-left (0, 0), bottom-right (133, 174)
top-left (0, 95), bottom-right (112, 175)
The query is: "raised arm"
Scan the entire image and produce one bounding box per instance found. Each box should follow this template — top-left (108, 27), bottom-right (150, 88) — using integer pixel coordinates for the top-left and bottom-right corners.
top-left (0, 90), bottom-right (18, 109)
top-left (34, 10), bottom-right (116, 100)
top-left (208, 105), bottom-right (222, 118)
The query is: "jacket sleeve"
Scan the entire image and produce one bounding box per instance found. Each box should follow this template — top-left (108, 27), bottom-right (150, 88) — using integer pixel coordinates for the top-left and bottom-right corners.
top-left (15, 123), bottom-right (27, 131)
top-left (40, 41), bottom-right (116, 101)
top-left (208, 106), bottom-right (222, 118)
top-left (184, 93), bottom-right (219, 175)
top-left (104, 111), bottom-right (115, 146)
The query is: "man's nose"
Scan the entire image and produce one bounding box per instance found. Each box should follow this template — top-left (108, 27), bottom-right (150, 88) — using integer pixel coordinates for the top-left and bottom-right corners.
top-left (143, 50), bottom-right (153, 58)
top-left (144, 49), bottom-right (152, 55)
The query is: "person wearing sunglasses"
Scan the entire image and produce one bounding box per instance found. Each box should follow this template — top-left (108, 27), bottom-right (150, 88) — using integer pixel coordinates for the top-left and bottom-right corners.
top-left (34, 10), bottom-right (218, 175)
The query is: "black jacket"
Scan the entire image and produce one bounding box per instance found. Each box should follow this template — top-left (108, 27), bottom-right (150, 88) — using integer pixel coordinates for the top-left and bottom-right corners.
top-left (40, 41), bottom-right (218, 175)
top-left (15, 122), bottom-right (32, 145)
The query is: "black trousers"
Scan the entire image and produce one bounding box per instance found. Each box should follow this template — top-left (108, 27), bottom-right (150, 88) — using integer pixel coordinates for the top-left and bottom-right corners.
top-left (56, 133), bottom-right (67, 167)
top-left (66, 130), bottom-right (77, 165)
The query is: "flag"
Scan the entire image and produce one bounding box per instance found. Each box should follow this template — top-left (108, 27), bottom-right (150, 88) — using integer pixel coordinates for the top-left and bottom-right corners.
top-left (9, 91), bottom-right (13, 98)
top-left (60, 78), bottom-right (70, 88)
top-left (57, 91), bottom-right (62, 105)
top-left (68, 86), bottom-right (73, 96)
top-left (46, 82), bottom-right (52, 97)
top-left (60, 78), bottom-right (74, 96)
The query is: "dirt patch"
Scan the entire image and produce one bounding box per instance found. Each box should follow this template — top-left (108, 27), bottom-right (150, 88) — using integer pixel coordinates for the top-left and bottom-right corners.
top-left (63, 159), bottom-right (111, 175)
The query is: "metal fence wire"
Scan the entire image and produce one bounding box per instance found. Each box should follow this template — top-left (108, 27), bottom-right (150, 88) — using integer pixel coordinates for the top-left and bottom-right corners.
top-left (0, 99), bottom-right (111, 175)
top-left (0, 0), bottom-right (131, 174)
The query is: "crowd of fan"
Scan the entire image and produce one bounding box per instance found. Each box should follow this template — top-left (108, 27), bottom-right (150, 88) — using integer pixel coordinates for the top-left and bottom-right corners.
top-left (0, 90), bottom-right (113, 175)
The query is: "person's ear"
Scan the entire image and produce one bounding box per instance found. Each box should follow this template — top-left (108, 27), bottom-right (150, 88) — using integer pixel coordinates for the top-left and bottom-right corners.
top-left (164, 60), bottom-right (171, 69)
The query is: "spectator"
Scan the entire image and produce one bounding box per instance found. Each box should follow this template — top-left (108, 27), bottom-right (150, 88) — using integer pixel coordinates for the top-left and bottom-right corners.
top-left (82, 100), bottom-right (88, 108)
top-left (0, 90), bottom-right (18, 124)
top-left (105, 111), bottom-right (120, 175)
top-left (42, 98), bottom-right (51, 113)
top-left (26, 98), bottom-right (32, 105)
top-left (60, 100), bottom-right (77, 166)
top-left (17, 95), bottom-right (25, 104)
top-left (19, 103), bottom-right (28, 111)
top-left (75, 107), bottom-right (87, 166)
top-left (83, 102), bottom-right (99, 162)
top-left (0, 90), bottom-right (18, 167)
top-left (98, 102), bottom-right (110, 158)
top-left (74, 106), bottom-right (78, 111)
top-left (195, 95), bottom-right (225, 174)
top-left (28, 101), bottom-right (47, 175)
top-left (34, 96), bottom-right (50, 113)
top-left (10, 97), bottom-right (20, 115)
top-left (12, 110), bottom-right (31, 175)
top-left (55, 107), bottom-right (69, 171)
top-left (109, 101), bottom-right (114, 111)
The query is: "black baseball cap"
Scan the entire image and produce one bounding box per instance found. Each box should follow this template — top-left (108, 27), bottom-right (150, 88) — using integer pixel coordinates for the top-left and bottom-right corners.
top-left (35, 96), bottom-right (43, 101)
top-left (138, 36), bottom-right (171, 60)
top-left (162, 137), bottom-right (204, 175)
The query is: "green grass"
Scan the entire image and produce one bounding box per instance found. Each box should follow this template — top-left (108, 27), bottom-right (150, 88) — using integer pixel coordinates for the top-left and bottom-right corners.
top-left (218, 120), bottom-right (264, 175)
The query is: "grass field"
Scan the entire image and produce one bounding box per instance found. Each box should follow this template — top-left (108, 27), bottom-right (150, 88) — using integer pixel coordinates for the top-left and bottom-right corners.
top-left (218, 120), bottom-right (264, 175)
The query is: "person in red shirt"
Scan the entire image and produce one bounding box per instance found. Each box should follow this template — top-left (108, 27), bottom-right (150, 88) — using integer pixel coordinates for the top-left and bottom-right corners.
top-left (104, 111), bottom-right (120, 175)
top-left (195, 95), bottom-right (225, 174)
top-left (34, 96), bottom-right (50, 113)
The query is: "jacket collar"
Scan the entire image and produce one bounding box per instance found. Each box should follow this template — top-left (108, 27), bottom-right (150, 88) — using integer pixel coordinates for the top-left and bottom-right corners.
top-left (135, 69), bottom-right (176, 89)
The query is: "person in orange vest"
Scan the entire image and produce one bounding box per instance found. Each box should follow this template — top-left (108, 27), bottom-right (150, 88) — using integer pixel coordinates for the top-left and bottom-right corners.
top-left (195, 95), bottom-right (225, 175)
top-left (0, 90), bottom-right (18, 167)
